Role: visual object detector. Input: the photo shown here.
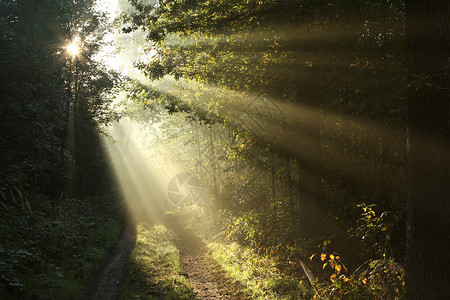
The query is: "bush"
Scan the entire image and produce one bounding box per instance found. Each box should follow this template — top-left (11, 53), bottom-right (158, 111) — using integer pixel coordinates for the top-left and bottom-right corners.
top-left (0, 193), bottom-right (122, 299)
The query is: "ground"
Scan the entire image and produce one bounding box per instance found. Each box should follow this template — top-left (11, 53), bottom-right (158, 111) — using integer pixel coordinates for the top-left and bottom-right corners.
top-left (85, 221), bottom-right (136, 300)
top-left (163, 214), bottom-right (249, 299)
top-left (86, 214), bottom-right (250, 300)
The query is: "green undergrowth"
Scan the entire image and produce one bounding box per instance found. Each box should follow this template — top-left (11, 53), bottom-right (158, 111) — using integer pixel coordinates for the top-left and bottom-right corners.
top-left (0, 193), bottom-right (122, 299)
top-left (208, 242), bottom-right (311, 299)
top-left (169, 206), bottom-right (312, 299)
top-left (173, 204), bottom-right (405, 299)
top-left (120, 223), bottom-right (194, 300)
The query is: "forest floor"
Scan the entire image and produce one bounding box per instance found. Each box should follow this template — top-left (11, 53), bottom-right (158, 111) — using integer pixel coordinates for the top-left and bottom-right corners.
top-left (87, 214), bottom-right (250, 300)
top-left (162, 213), bottom-right (250, 299)
top-left (84, 221), bottom-right (136, 300)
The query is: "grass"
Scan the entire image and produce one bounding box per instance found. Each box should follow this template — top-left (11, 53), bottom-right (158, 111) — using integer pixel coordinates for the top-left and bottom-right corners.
top-left (118, 207), bottom-right (312, 299)
top-left (0, 193), bottom-right (122, 299)
top-left (120, 223), bottom-right (194, 300)
top-left (168, 206), bottom-right (313, 299)
top-left (208, 242), bottom-right (311, 299)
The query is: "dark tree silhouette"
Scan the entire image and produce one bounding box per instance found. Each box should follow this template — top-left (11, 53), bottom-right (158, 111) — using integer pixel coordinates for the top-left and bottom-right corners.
top-left (406, 1), bottom-right (450, 298)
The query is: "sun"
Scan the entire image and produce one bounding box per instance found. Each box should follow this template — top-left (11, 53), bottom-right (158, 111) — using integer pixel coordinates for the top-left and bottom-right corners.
top-left (67, 41), bottom-right (79, 56)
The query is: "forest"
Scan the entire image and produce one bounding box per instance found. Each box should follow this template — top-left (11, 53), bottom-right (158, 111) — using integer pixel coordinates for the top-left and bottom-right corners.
top-left (0, 0), bottom-right (449, 299)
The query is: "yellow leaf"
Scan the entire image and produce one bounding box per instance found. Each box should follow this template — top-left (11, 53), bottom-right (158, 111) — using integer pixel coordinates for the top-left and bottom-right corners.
top-left (336, 256), bottom-right (341, 260)
top-left (321, 253), bottom-right (327, 261)
top-left (330, 254), bottom-right (335, 260)
top-left (362, 278), bottom-right (368, 284)
top-left (323, 262), bottom-right (328, 269)
top-left (336, 265), bottom-right (342, 273)
top-left (310, 254), bottom-right (316, 261)
top-left (344, 277), bottom-right (349, 282)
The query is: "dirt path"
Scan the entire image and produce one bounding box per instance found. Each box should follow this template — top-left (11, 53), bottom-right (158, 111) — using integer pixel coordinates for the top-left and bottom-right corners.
top-left (84, 222), bottom-right (136, 300)
top-left (162, 215), bottom-right (250, 300)
top-left (85, 214), bottom-right (248, 300)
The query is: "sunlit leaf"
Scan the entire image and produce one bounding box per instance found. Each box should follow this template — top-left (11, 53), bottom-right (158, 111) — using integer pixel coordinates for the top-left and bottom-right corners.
top-left (321, 253), bottom-right (327, 261)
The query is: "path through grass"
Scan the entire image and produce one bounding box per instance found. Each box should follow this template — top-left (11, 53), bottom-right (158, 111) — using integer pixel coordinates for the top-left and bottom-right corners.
top-left (120, 223), bottom-right (194, 299)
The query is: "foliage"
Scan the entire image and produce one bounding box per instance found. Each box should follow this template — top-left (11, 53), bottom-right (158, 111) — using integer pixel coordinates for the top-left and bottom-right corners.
top-left (0, 0), bottom-right (121, 197)
top-left (164, 208), bottom-right (311, 299)
top-left (120, 0), bottom-right (407, 228)
top-left (208, 241), bottom-right (311, 299)
top-left (309, 205), bottom-right (405, 299)
top-left (0, 192), bottom-right (122, 299)
top-left (0, 1), bottom-right (123, 296)
top-left (310, 250), bottom-right (404, 299)
top-left (118, 0), bottom-right (408, 297)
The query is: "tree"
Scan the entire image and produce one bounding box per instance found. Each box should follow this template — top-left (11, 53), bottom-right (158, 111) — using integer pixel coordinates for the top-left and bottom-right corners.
top-left (406, 1), bottom-right (450, 298)
top-left (0, 0), bottom-right (120, 199)
top-left (121, 0), bottom-right (407, 240)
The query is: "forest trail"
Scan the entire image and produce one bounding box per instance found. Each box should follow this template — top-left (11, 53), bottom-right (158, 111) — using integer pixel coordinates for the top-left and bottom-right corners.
top-left (84, 222), bottom-right (136, 300)
top-left (162, 214), bottom-right (250, 299)
top-left (86, 214), bottom-right (249, 299)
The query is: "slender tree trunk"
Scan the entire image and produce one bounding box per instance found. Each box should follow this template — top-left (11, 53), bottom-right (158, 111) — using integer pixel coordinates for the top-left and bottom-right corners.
top-left (297, 157), bottom-right (323, 237)
top-left (271, 163), bottom-right (276, 199)
top-left (406, 1), bottom-right (450, 298)
top-left (294, 65), bottom-right (324, 237)
top-left (270, 145), bottom-right (276, 199)
top-left (286, 158), bottom-right (296, 225)
top-left (209, 128), bottom-right (219, 200)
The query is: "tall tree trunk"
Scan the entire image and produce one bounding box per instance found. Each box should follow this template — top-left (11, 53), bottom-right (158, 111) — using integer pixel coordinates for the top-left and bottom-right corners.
top-left (294, 65), bottom-right (324, 238)
top-left (286, 158), bottom-right (296, 225)
top-left (271, 163), bottom-right (276, 199)
top-left (406, 1), bottom-right (450, 298)
top-left (297, 158), bottom-right (323, 237)
top-left (209, 128), bottom-right (219, 200)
